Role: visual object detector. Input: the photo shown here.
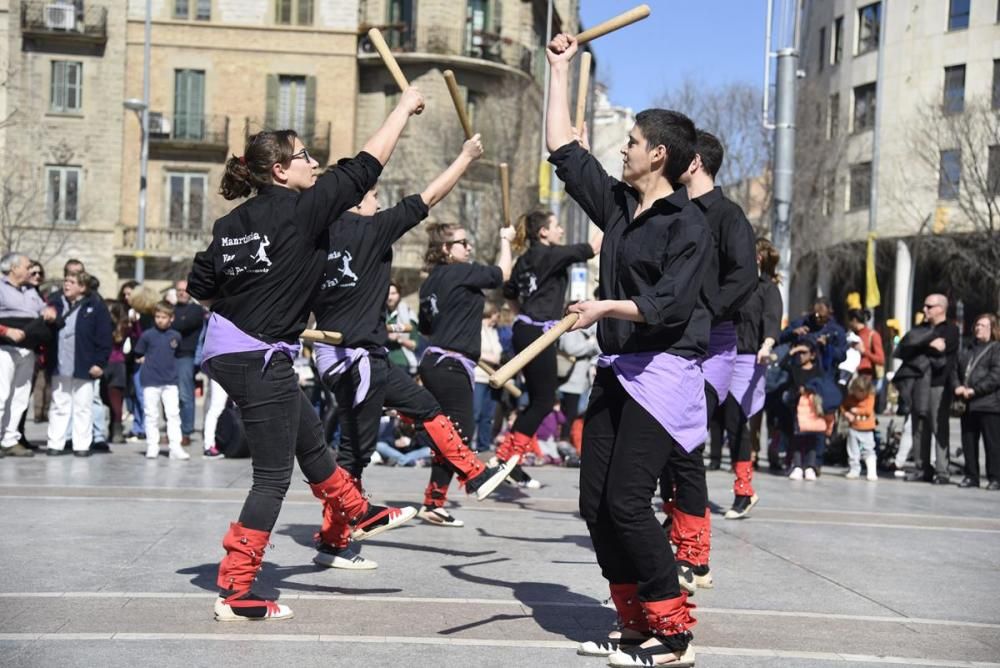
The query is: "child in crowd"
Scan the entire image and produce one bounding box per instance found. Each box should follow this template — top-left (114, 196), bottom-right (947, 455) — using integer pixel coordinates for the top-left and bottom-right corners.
top-left (784, 340), bottom-right (825, 481)
top-left (535, 399), bottom-right (567, 464)
top-left (842, 374), bottom-right (878, 481)
top-left (135, 302), bottom-right (187, 460)
top-left (373, 415), bottom-right (432, 467)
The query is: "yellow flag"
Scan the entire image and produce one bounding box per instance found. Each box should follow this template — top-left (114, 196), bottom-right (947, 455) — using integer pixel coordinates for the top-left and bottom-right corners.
top-left (865, 233), bottom-right (880, 309)
top-left (538, 161), bottom-right (550, 200)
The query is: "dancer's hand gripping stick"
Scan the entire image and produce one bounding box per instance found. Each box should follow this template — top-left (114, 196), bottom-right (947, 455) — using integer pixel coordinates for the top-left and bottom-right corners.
top-left (489, 313), bottom-right (579, 388)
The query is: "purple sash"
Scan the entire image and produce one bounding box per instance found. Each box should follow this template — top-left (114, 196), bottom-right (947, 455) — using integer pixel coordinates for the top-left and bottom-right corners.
top-left (700, 321), bottom-right (738, 400)
top-left (200, 313), bottom-right (301, 376)
top-left (729, 353), bottom-right (767, 418)
top-left (314, 343), bottom-right (372, 408)
top-left (515, 314), bottom-right (560, 332)
top-left (422, 346), bottom-right (476, 389)
top-left (597, 351), bottom-right (707, 453)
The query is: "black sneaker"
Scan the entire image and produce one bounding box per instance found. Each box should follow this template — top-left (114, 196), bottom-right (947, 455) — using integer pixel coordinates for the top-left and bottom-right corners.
top-left (987, 480), bottom-right (1000, 491)
top-left (724, 493), bottom-right (759, 520)
top-left (73, 450), bottom-right (92, 458)
top-left (350, 504), bottom-right (417, 541)
top-left (958, 477), bottom-right (980, 488)
top-left (466, 458), bottom-right (518, 501)
top-left (91, 441), bottom-right (110, 453)
top-left (932, 474), bottom-right (951, 485)
top-left (313, 542), bottom-right (378, 570)
top-left (46, 448), bottom-right (69, 456)
top-left (905, 471), bottom-right (934, 482)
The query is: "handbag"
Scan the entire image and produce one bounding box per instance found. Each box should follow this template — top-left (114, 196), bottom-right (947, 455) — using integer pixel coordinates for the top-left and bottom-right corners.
top-left (796, 392), bottom-right (828, 434)
top-left (556, 351), bottom-right (576, 383)
top-left (952, 342), bottom-right (996, 417)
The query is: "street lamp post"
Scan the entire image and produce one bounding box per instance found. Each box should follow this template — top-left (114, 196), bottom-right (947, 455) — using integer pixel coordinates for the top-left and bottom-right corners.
top-left (124, 0), bottom-right (151, 283)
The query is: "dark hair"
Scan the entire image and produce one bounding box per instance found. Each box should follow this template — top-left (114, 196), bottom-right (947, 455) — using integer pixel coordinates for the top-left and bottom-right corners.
top-left (846, 308), bottom-right (869, 324)
top-left (695, 130), bottom-right (724, 178)
top-left (423, 223), bottom-right (463, 271)
top-left (634, 109), bottom-right (697, 185)
top-left (154, 301), bottom-right (174, 317)
top-left (848, 374), bottom-right (874, 396)
top-left (814, 296), bottom-right (833, 310)
top-left (65, 271), bottom-right (91, 293)
top-left (220, 130), bottom-right (299, 200)
top-left (755, 238), bottom-right (780, 284)
top-left (107, 299), bottom-right (131, 344)
top-left (975, 313), bottom-right (1000, 342)
top-left (513, 209), bottom-right (554, 253)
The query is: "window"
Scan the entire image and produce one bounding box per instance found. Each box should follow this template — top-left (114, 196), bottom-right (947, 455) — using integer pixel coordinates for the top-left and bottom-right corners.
top-left (817, 27), bottom-right (826, 73)
top-left (828, 92), bottom-right (840, 139)
top-left (50, 61), bottom-right (82, 113)
top-left (852, 83), bottom-right (876, 133)
top-left (264, 74), bottom-right (315, 135)
top-left (466, 0), bottom-right (493, 57)
top-left (386, 0), bottom-right (414, 49)
top-left (167, 172), bottom-right (207, 230)
top-left (938, 150), bottom-right (961, 200)
top-left (173, 0), bottom-right (211, 20)
top-left (989, 145), bottom-right (1000, 196)
top-left (947, 0), bottom-right (970, 30)
top-left (849, 162), bottom-right (872, 211)
top-left (857, 3), bottom-right (880, 55)
top-left (943, 65), bottom-right (966, 114)
top-left (822, 175), bottom-right (835, 216)
top-left (832, 16), bottom-right (843, 64)
top-left (993, 60), bottom-right (1000, 109)
top-left (275, 0), bottom-right (312, 26)
top-left (174, 69), bottom-right (205, 139)
top-left (45, 166), bottom-right (80, 224)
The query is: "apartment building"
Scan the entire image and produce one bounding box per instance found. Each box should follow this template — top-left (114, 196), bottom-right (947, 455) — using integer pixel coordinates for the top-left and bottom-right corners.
top-left (795, 0), bottom-right (1000, 326)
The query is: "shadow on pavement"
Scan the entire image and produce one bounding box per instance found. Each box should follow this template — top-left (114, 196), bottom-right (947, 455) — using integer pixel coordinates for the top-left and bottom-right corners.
top-left (474, 527), bottom-right (593, 550)
top-left (277, 522), bottom-right (497, 559)
top-left (178, 561), bottom-right (402, 597)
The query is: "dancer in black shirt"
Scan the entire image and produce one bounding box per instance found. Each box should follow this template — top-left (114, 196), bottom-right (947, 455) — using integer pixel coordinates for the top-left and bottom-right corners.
top-left (187, 87), bottom-right (425, 621)
top-left (417, 223), bottom-right (515, 526)
top-left (310, 136), bottom-right (515, 568)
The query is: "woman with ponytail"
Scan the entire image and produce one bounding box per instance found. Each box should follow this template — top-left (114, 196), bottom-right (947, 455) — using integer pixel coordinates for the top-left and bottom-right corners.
top-left (415, 222), bottom-right (516, 527)
top-left (496, 210), bottom-right (601, 488)
top-left (186, 87), bottom-right (426, 622)
top-left (721, 238), bottom-right (783, 519)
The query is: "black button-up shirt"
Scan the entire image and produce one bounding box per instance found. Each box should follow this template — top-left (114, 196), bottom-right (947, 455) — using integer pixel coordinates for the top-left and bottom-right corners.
top-left (549, 142), bottom-right (712, 359)
top-left (734, 277), bottom-right (782, 354)
top-left (695, 186), bottom-right (757, 324)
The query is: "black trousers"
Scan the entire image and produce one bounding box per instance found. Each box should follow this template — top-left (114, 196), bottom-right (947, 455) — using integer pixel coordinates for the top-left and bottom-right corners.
top-left (720, 394), bottom-right (754, 463)
top-left (327, 353), bottom-right (440, 479)
top-left (660, 383), bottom-right (714, 514)
top-left (511, 321), bottom-right (558, 436)
top-left (419, 353), bottom-right (476, 493)
top-left (560, 392), bottom-right (581, 440)
top-left (914, 385), bottom-right (951, 477)
top-left (960, 411), bottom-right (1000, 483)
top-left (207, 351), bottom-right (335, 533)
top-left (580, 367), bottom-right (681, 602)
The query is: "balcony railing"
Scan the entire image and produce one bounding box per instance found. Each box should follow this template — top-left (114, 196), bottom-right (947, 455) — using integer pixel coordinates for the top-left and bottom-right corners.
top-left (118, 226), bottom-right (211, 258)
top-left (149, 113), bottom-right (230, 161)
top-left (21, 1), bottom-right (108, 46)
top-left (360, 24), bottom-right (537, 77)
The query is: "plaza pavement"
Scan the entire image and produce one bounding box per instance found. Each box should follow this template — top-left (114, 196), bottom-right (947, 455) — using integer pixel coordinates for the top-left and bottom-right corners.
top-left (1, 417), bottom-right (999, 668)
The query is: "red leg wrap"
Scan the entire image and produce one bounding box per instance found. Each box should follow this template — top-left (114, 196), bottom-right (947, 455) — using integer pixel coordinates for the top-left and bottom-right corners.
top-left (422, 414), bottom-right (485, 482)
top-left (423, 481), bottom-right (450, 508)
top-left (497, 431), bottom-right (533, 462)
top-left (309, 468), bottom-right (368, 547)
top-left (733, 460), bottom-right (755, 497)
top-left (217, 522), bottom-right (270, 594)
top-left (609, 583), bottom-right (650, 633)
top-left (641, 594), bottom-right (697, 636)
top-left (670, 507), bottom-right (712, 567)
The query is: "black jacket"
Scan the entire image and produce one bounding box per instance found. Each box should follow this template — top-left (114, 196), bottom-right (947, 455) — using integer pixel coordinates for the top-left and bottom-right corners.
top-left (951, 341), bottom-right (1000, 414)
top-left (171, 302), bottom-right (205, 357)
top-left (46, 292), bottom-right (113, 380)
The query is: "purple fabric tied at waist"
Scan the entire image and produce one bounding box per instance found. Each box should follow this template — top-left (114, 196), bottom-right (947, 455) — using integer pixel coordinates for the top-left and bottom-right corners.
top-left (514, 314), bottom-right (560, 332)
top-left (700, 320), bottom-right (738, 400)
top-left (314, 343), bottom-right (371, 408)
top-left (200, 313), bottom-right (301, 375)
top-left (423, 346), bottom-right (476, 389)
top-left (597, 351), bottom-right (707, 453)
top-left (729, 353), bottom-right (767, 419)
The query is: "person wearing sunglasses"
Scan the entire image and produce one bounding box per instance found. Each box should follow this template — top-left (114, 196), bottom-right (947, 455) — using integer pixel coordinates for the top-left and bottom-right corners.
top-left (310, 134), bottom-right (517, 570)
top-left (187, 85), bottom-right (426, 622)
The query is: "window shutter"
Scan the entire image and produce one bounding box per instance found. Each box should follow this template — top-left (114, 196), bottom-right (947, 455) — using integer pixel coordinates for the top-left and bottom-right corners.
top-left (304, 75), bottom-right (317, 142)
top-left (265, 74), bottom-right (279, 129)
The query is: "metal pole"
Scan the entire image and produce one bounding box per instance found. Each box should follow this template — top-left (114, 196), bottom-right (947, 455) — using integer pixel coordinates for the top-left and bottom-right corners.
top-left (867, 0), bottom-right (888, 317)
top-left (772, 45), bottom-right (797, 321)
top-left (136, 0), bottom-right (151, 283)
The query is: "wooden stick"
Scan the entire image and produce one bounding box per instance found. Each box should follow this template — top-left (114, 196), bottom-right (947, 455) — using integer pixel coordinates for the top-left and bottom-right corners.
top-left (575, 51), bottom-right (592, 135)
top-left (477, 361), bottom-right (522, 398)
top-left (442, 70), bottom-right (473, 140)
top-left (301, 329), bottom-right (344, 345)
top-left (387, 322), bottom-right (413, 334)
top-left (499, 163), bottom-right (511, 228)
top-left (489, 313), bottom-right (579, 388)
top-left (367, 27), bottom-right (409, 92)
top-left (574, 4), bottom-right (651, 46)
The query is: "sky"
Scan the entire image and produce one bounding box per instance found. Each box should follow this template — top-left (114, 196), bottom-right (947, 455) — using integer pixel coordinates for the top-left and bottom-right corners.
top-left (579, 0), bottom-right (769, 112)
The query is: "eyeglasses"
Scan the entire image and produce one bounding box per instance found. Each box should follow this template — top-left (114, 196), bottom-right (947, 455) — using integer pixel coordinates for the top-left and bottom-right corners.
top-left (290, 148), bottom-right (313, 163)
top-left (28, 271), bottom-right (42, 277)
top-left (922, 303), bottom-right (939, 310)
top-left (448, 239), bottom-right (471, 248)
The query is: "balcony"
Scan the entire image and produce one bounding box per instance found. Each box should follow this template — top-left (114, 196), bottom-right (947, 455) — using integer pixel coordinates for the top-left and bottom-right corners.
top-left (117, 226), bottom-right (211, 259)
top-left (149, 113), bottom-right (230, 162)
top-left (359, 24), bottom-right (538, 79)
top-left (21, 1), bottom-right (108, 48)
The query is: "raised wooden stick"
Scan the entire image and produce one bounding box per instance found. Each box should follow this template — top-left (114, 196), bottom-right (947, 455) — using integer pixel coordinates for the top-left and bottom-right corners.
top-left (443, 70), bottom-right (473, 140)
top-left (301, 329), bottom-right (344, 345)
top-left (367, 27), bottom-right (409, 92)
top-left (499, 163), bottom-right (511, 228)
top-left (477, 361), bottom-right (522, 398)
top-left (575, 51), bottom-right (592, 135)
top-left (489, 313), bottom-right (579, 388)
top-left (575, 5), bottom-right (651, 46)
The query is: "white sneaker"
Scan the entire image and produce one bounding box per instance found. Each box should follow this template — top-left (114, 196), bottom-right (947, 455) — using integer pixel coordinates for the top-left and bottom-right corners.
top-left (804, 467), bottom-right (817, 481)
top-left (788, 466), bottom-right (804, 480)
top-left (608, 641), bottom-right (696, 667)
top-left (312, 543), bottom-right (378, 570)
top-left (846, 470), bottom-right (860, 480)
top-left (867, 471), bottom-right (879, 482)
top-left (169, 448), bottom-right (191, 461)
top-left (145, 445), bottom-right (160, 459)
top-left (370, 451), bottom-right (384, 465)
